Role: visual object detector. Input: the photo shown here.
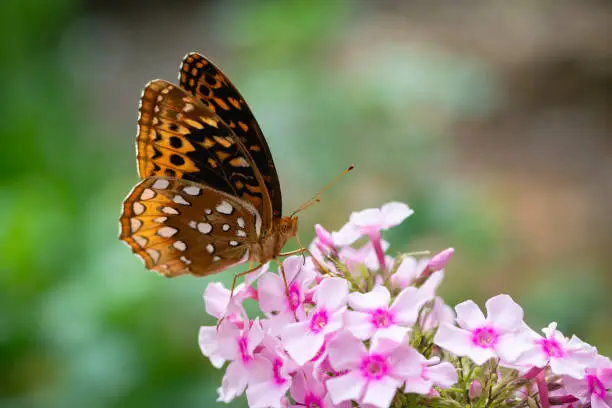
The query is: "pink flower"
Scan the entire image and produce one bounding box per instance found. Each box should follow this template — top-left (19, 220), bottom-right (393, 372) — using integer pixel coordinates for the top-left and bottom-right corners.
top-left (333, 202), bottom-right (414, 246)
top-left (420, 297), bottom-right (455, 331)
top-left (518, 322), bottom-right (597, 378)
top-left (326, 332), bottom-right (421, 408)
top-left (469, 379), bottom-right (482, 399)
top-left (258, 256), bottom-right (315, 334)
top-left (402, 349), bottom-right (458, 394)
top-left (333, 202), bottom-right (413, 272)
top-left (208, 314), bottom-right (267, 402)
top-left (312, 224), bottom-right (337, 256)
top-left (203, 265), bottom-right (266, 319)
top-left (281, 277), bottom-right (349, 365)
top-left (290, 364), bottom-right (351, 408)
top-left (563, 356), bottom-right (612, 408)
top-left (434, 294), bottom-right (532, 365)
top-left (345, 285), bottom-right (430, 344)
top-left (246, 337), bottom-right (297, 408)
top-left (426, 247), bottom-right (455, 272)
top-left (339, 239), bottom-right (390, 273)
top-left (390, 256), bottom-right (428, 289)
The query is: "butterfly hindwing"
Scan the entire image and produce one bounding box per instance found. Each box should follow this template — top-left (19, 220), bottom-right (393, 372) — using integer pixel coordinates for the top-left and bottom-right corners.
top-left (178, 52), bottom-right (282, 218)
top-left (120, 176), bottom-right (261, 277)
top-left (136, 79), bottom-right (273, 228)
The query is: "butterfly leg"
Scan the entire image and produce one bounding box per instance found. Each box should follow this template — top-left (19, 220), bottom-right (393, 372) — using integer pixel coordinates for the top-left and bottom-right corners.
top-left (228, 263), bottom-right (262, 301)
top-left (275, 259), bottom-right (299, 321)
top-left (280, 239), bottom-right (329, 276)
top-left (217, 263), bottom-right (263, 331)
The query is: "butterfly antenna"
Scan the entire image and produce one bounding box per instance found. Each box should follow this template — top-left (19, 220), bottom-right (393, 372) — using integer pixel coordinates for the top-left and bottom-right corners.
top-left (289, 164), bottom-right (354, 217)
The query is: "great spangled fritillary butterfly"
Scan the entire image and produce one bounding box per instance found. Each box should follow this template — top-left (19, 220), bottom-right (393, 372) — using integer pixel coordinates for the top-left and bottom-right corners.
top-left (119, 52), bottom-right (298, 277)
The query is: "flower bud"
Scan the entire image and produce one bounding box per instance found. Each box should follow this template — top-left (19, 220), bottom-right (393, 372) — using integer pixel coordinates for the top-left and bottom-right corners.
top-left (469, 380), bottom-right (482, 400)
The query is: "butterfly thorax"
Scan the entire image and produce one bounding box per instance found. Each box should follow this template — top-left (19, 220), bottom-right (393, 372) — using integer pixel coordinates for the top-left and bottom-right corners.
top-left (251, 216), bottom-right (298, 263)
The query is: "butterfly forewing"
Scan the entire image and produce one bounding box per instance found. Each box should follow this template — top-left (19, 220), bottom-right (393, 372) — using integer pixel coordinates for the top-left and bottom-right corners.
top-left (178, 53), bottom-right (282, 218)
top-left (136, 79), bottom-right (273, 229)
top-left (120, 176), bottom-right (261, 277)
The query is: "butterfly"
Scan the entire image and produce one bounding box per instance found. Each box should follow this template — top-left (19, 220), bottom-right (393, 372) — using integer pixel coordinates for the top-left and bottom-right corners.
top-left (119, 52), bottom-right (299, 278)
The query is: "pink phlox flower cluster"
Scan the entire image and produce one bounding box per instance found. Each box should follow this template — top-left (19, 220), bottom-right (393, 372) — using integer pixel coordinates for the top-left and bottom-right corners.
top-left (197, 202), bottom-right (609, 408)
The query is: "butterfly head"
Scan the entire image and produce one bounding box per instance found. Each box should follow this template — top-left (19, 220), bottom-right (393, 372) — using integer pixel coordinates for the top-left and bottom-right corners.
top-left (278, 216), bottom-right (299, 239)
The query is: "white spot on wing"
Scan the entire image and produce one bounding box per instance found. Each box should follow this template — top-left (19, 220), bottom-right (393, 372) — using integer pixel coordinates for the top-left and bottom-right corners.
top-left (162, 206), bottom-right (179, 215)
top-left (213, 256), bottom-right (221, 262)
top-left (229, 240), bottom-right (239, 247)
top-left (140, 188), bottom-right (156, 200)
top-left (133, 202), bottom-right (145, 215)
top-left (173, 195), bottom-right (190, 205)
top-left (216, 201), bottom-right (233, 215)
top-left (222, 224), bottom-right (230, 232)
top-left (236, 230), bottom-right (247, 238)
top-left (157, 226), bottom-right (178, 238)
top-left (133, 235), bottom-right (147, 247)
top-left (205, 209), bottom-right (212, 215)
top-left (146, 248), bottom-right (160, 263)
top-left (183, 186), bottom-right (201, 196)
top-left (152, 179), bottom-right (170, 189)
top-left (130, 218), bottom-right (142, 233)
top-left (180, 255), bottom-right (192, 265)
top-left (153, 216), bottom-right (167, 223)
top-left (237, 217), bottom-right (245, 228)
top-left (197, 222), bottom-right (212, 234)
top-left (206, 244), bottom-right (215, 254)
top-left (188, 220), bottom-right (197, 229)
top-left (173, 241), bottom-right (186, 251)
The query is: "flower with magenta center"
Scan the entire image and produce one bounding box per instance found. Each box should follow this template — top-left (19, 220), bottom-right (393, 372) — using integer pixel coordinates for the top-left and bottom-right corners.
top-left (434, 294), bottom-right (532, 365)
top-left (281, 277), bottom-right (348, 366)
top-left (518, 322), bottom-right (597, 379)
top-left (326, 332), bottom-right (422, 408)
top-left (345, 284), bottom-right (434, 344)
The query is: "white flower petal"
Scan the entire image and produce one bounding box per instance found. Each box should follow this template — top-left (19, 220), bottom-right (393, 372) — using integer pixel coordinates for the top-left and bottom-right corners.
top-left (349, 285), bottom-right (391, 311)
top-left (326, 371), bottom-right (366, 405)
top-left (328, 331), bottom-right (367, 371)
top-left (455, 300), bottom-right (486, 330)
top-left (332, 222), bottom-right (362, 246)
top-left (218, 360), bottom-right (248, 402)
top-left (282, 322), bottom-right (324, 366)
top-left (198, 326), bottom-right (226, 368)
top-left (427, 362), bottom-right (458, 388)
top-left (362, 376), bottom-right (402, 408)
top-left (350, 208), bottom-right (383, 227)
top-left (203, 282), bottom-right (234, 319)
top-left (388, 346), bottom-right (423, 379)
top-left (404, 377), bottom-right (433, 395)
top-left (389, 286), bottom-right (422, 325)
top-left (314, 278), bottom-right (349, 312)
top-left (485, 294), bottom-right (524, 331)
top-left (433, 323), bottom-right (475, 357)
top-left (257, 273), bottom-right (286, 314)
top-left (496, 332), bottom-right (533, 363)
top-left (380, 202), bottom-right (413, 228)
top-left (345, 310), bottom-right (375, 340)
top-left (391, 256), bottom-right (419, 288)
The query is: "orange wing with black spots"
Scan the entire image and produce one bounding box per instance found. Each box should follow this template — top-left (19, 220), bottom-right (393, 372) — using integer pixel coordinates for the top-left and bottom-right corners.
top-left (178, 52), bottom-right (282, 218)
top-left (136, 79), bottom-right (273, 228)
top-left (120, 176), bottom-right (260, 277)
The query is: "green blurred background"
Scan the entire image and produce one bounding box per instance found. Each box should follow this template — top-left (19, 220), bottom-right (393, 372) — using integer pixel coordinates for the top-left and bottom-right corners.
top-left (2, 0), bottom-right (611, 407)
